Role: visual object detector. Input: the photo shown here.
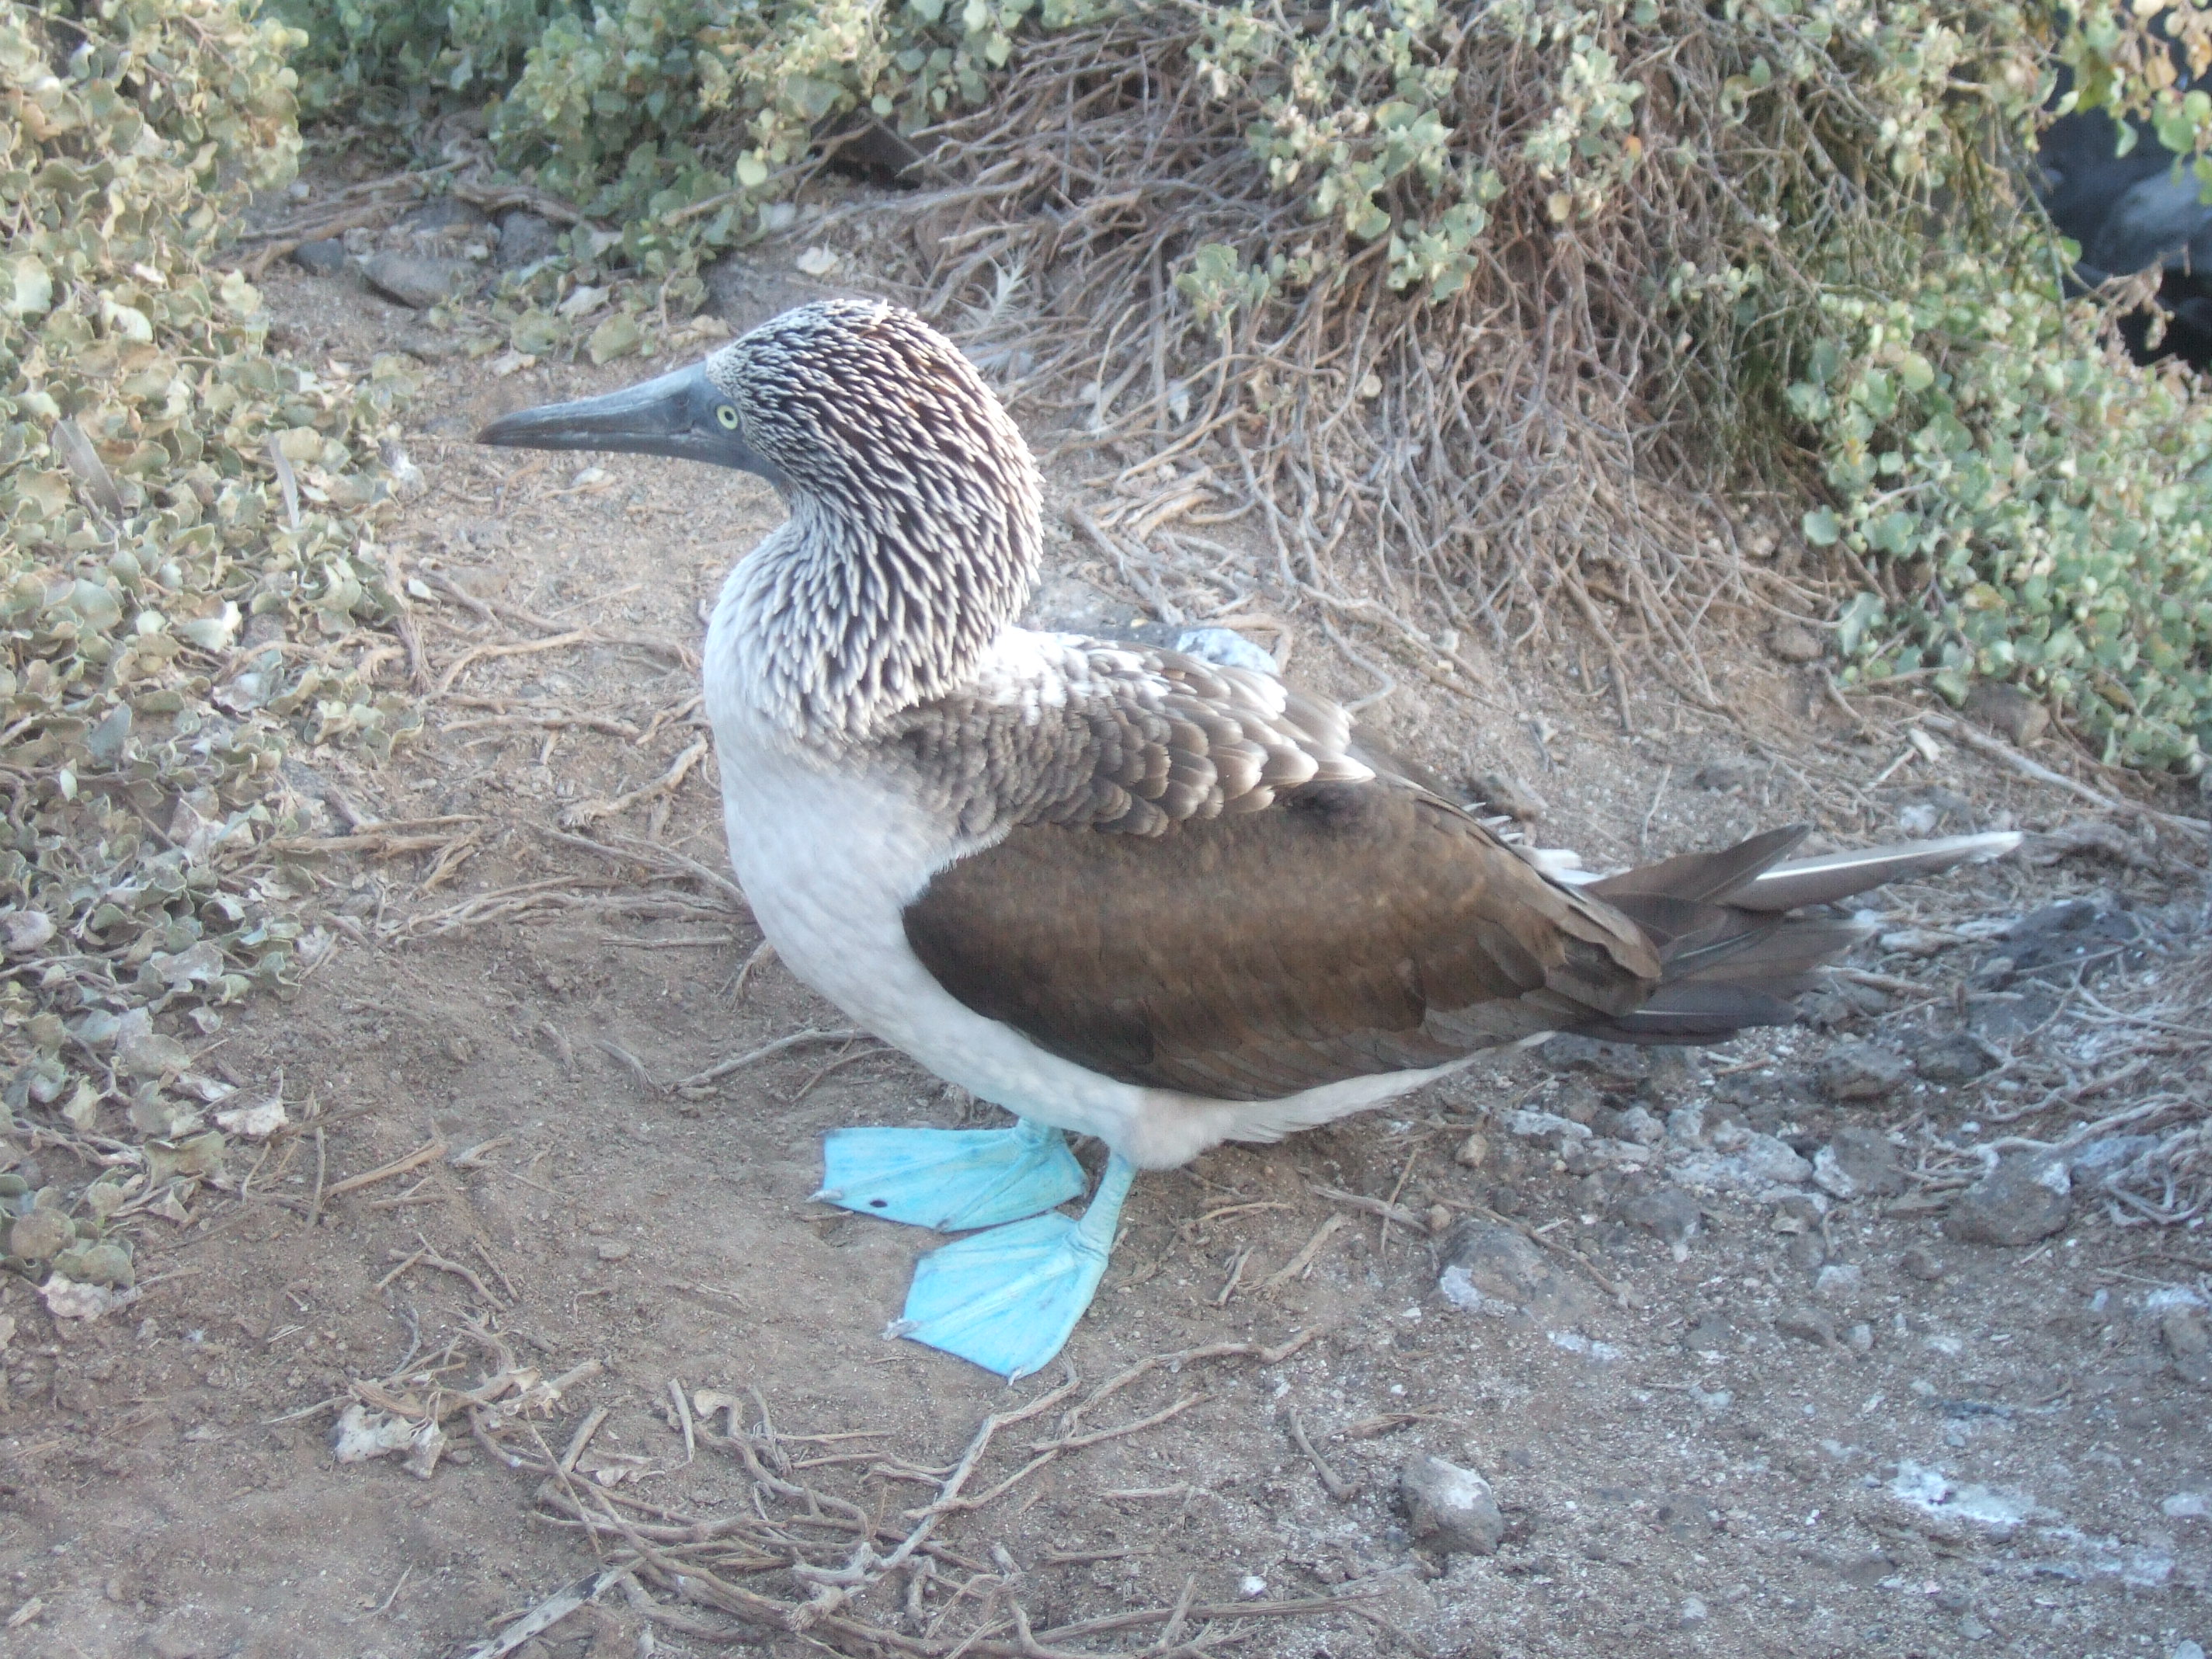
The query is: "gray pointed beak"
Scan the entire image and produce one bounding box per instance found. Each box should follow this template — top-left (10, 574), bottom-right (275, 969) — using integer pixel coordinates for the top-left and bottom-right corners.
top-left (475, 362), bottom-right (786, 489)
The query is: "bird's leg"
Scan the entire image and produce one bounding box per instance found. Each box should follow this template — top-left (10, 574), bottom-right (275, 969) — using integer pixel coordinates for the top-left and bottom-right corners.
top-left (889, 1153), bottom-right (1136, 1379)
top-left (813, 1116), bottom-right (1086, 1231)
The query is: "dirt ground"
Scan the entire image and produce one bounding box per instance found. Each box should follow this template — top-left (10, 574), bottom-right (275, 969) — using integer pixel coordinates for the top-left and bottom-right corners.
top-left (2, 203), bottom-right (2209, 1659)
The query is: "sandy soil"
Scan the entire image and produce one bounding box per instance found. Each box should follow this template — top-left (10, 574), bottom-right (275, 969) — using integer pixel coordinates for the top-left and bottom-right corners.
top-left (0, 214), bottom-right (2207, 1659)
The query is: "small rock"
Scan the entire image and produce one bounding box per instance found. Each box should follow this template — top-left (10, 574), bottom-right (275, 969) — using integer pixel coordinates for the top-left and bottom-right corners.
top-left (403, 197), bottom-right (491, 233)
top-left (1426, 1204), bottom-right (1453, 1236)
top-left (1769, 623), bottom-right (1825, 663)
top-left (1398, 1455), bottom-right (1503, 1556)
top-left (1616, 1188), bottom-right (1699, 1249)
top-left (2069, 1134), bottom-right (2158, 1182)
top-left (1814, 1263), bottom-right (1863, 1299)
top-left (1693, 759), bottom-right (1753, 793)
top-left (1817, 1042), bottom-right (1910, 1101)
top-left (8, 1209), bottom-right (73, 1262)
top-left (1900, 1244), bottom-right (1946, 1282)
top-left (1944, 1154), bottom-right (2071, 1247)
top-left (289, 238), bottom-right (350, 276)
top-left (2160, 1491), bottom-right (2208, 1519)
top-left (1959, 1614), bottom-right (1993, 1640)
top-left (1846, 1321), bottom-right (1874, 1355)
top-left (2163, 1306), bottom-right (2212, 1389)
top-left (1454, 1131), bottom-right (1489, 1170)
top-left (1740, 1132), bottom-right (1812, 1187)
top-left (1675, 1595), bottom-right (1709, 1626)
top-left (1613, 1104), bottom-right (1664, 1146)
top-left (360, 252), bottom-right (477, 309)
top-left (2171, 1642), bottom-right (2207, 1659)
top-left (1437, 1223), bottom-right (1591, 1323)
top-left (1814, 1128), bottom-right (1907, 1199)
top-left (1542, 1035), bottom-right (1648, 1086)
top-left (1505, 1108), bottom-right (1591, 1142)
top-left (1470, 770), bottom-right (1546, 823)
top-left (595, 1240), bottom-right (633, 1262)
top-left (1776, 1307), bottom-right (1839, 1346)
top-left (1684, 1312), bottom-right (1731, 1351)
top-left (1911, 1031), bottom-right (1998, 1084)
top-left (1666, 1104), bottom-right (1708, 1148)
top-left (496, 209), bottom-right (561, 268)
top-left (1964, 682), bottom-right (2049, 747)
top-left (1786, 1232), bottom-right (1827, 1273)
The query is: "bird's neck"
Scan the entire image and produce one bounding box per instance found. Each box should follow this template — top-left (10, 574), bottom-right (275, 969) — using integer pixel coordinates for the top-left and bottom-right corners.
top-left (715, 490), bottom-right (1040, 745)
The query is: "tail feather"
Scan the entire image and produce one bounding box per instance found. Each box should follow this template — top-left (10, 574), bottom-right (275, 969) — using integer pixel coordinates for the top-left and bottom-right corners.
top-left (1563, 828), bottom-right (2020, 1045)
top-left (1737, 830), bottom-right (2022, 912)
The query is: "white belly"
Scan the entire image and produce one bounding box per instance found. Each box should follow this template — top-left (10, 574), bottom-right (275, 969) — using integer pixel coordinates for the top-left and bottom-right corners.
top-left (710, 732), bottom-right (1464, 1167)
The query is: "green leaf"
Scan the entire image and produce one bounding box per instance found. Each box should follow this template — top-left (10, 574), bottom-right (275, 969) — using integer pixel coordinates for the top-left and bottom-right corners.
top-left (587, 312), bottom-right (644, 365)
top-left (1800, 506), bottom-right (1841, 546)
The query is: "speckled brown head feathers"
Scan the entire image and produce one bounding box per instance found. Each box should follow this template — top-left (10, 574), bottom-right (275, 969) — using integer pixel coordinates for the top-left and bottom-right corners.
top-left (711, 300), bottom-right (1042, 739)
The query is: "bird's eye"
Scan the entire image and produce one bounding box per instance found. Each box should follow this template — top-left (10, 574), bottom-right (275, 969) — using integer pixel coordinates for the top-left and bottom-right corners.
top-left (715, 405), bottom-right (740, 430)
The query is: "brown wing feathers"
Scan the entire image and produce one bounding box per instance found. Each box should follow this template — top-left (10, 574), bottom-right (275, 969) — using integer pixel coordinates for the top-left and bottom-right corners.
top-left (899, 644), bottom-right (2013, 1099)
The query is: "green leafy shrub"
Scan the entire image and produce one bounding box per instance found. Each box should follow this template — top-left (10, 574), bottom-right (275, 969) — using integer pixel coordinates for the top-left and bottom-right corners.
top-left (2, 0), bottom-right (419, 1201)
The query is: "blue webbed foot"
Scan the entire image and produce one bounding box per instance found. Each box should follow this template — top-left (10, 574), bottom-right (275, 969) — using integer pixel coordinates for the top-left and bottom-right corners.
top-left (814, 1118), bottom-right (1085, 1232)
top-left (891, 1156), bottom-right (1136, 1379)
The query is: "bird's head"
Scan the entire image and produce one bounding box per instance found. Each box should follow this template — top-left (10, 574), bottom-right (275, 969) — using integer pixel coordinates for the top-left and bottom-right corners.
top-left (476, 298), bottom-right (1038, 535)
top-left (480, 298), bottom-right (1043, 734)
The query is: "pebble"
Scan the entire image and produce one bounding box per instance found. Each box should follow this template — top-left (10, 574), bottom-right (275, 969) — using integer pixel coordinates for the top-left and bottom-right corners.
top-left (360, 252), bottom-right (478, 309)
top-left (496, 208), bottom-right (561, 268)
top-left (1776, 1307), bottom-right (1840, 1346)
top-left (1505, 1108), bottom-right (1592, 1141)
top-left (1816, 1041), bottom-right (1910, 1101)
top-left (1454, 1130), bottom-right (1489, 1169)
top-left (1900, 1244), bottom-right (1946, 1281)
top-left (1769, 623), bottom-right (1824, 663)
top-left (2160, 1492), bottom-right (2209, 1519)
top-left (1437, 1223), bottom-right (1591, 1323)
top-left (1470, 770), bottom-right (1545, 823)
top-left (1846, 1321), bottom-right (1874, 1355)
top-left (1964, 681), bottom-right (2050, 747)
top-left (1666, 1104), bottom-right (1708, 1148)
top-left (1398, 1456), bottom-right (1503, 1556)
top-left (1616, 1188), bottom-right (1699, 1249)
top-left (289, 238), bottom-right (350, 276)
top-left (595, 1240), bottom-right (633, 1262)
top-left (1943, 1154), bottom-right (2071, 1247)
top-left (1684, 1313), bottom-right (1731, 1352)
top-left (1911, 1031), bottom-right (1999, 1084)
top-left (1813, 1128), bottom-right (1907, 1199)
top-left (1786, 1232), bottom-right (1827, 1273)
top-left (1740, 1132), bottom-right (1812, 1187)
top-left (2069, 1134), bottom-right (2158, 1181)
top-left (1675, 1595), bottom-right (1709, 1626)
top-left (1694, 759), bottom-right (1752, 792)
top-left (1814, 1263), bottom-right (1864, 1299)
top-left (1613, 1104), bottom-right (1664, 1146)
top-left (2162, 1306), bottom-right (2212, 1389)
top-left (2172, 1643), bottom-right (2207, 1659)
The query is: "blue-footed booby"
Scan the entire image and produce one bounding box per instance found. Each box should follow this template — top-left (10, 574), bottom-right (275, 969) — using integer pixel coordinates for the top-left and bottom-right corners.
top-left (479, 298), bottom-right (2020, 1379)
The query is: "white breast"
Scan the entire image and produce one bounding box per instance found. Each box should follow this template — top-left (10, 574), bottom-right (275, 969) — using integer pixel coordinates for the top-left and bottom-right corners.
top-left (704, 581), bottom-right (1461, 1167)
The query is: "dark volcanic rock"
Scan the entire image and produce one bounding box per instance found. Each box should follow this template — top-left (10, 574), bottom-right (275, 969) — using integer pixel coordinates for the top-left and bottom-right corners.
top-left (1911, 1031), bottom-right (1999, 1083)
top-left (290, 238), bottom-right (350, 276)
top-left (1813, 1128), bottom-right (1906, 1199)
top-left (1400, 1456), bottom-right (1504, 1556)
top-left (1816, 1042), bottom-right (1910, 1101)
top-left (496, 209), bottom-right (561, 268)
top-left (1944, 1154), bottom-right (2072, 1247)
top-left (360, 252), bottom-right (477, 309)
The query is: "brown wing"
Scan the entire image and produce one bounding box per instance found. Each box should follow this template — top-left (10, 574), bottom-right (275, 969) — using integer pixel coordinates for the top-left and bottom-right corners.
top-left (902, 777), bottom-right (1663, 1100)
